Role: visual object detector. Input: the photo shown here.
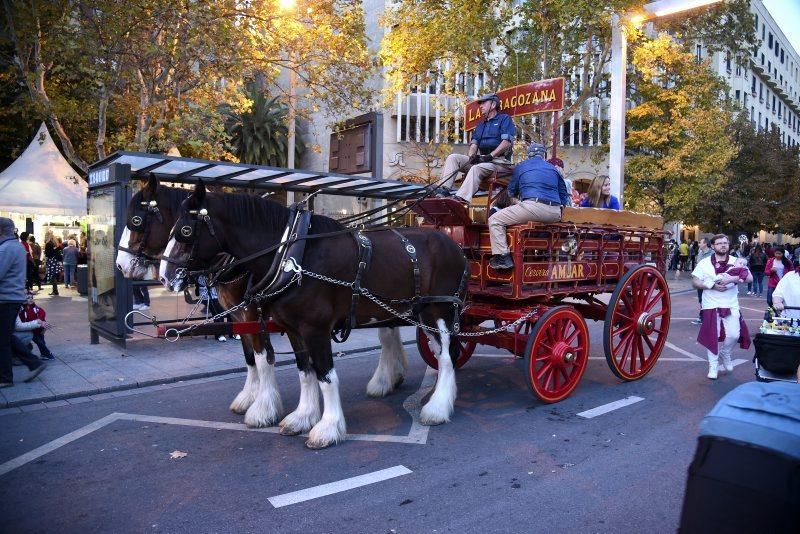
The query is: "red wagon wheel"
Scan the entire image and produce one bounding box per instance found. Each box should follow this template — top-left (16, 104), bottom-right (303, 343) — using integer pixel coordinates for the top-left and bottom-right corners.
top-left (603, 264), bottom-right (670, 381)
top-left (416, 327), bottom-right (475, 370)
top-left (524, 306), bottom-right (589, 403)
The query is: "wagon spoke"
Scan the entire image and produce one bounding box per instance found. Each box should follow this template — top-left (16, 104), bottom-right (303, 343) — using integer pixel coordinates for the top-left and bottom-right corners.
top-left (612, 322), bottom-right (634, 337)
top-left (643, 333), bottom-right (656, 353)
top-left (564, 327), bottom-right (580, 346)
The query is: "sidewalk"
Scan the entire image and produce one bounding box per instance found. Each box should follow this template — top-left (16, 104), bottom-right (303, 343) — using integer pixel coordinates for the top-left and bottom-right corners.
top-left (0, 271), bottom-right (703, 412)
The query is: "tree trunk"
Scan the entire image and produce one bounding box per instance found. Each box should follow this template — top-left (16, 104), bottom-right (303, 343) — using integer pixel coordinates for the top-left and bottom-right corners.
top-left (96, 84), bottom-right (108, 160)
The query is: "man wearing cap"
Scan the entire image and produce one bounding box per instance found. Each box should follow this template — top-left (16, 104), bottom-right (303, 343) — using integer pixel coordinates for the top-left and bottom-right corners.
top-left (439, 93), bottom-right (516, 203)
top-left (0, 217), bottom-right (47, 388)
top-left (488, 143), bottom-right (565, 270)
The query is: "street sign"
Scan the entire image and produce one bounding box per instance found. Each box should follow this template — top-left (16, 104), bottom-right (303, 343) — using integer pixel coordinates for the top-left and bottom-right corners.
top-left (464, 78), bottom-right (565, 131)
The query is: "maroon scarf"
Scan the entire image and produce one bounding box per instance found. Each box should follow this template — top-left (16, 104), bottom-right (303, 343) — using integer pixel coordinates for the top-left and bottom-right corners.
top-left (697, 253), bottom-right (751, 354)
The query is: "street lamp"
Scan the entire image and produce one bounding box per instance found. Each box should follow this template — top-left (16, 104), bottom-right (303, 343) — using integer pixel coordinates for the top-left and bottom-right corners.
top-left (608, 0), bottom-right (723, 205)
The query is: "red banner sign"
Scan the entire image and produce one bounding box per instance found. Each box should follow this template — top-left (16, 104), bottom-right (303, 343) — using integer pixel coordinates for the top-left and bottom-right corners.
top-left (464, 78), bottom-right (565, 132)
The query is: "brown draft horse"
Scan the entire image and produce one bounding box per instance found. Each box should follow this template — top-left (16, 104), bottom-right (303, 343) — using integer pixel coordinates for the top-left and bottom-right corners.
top-left (160, 182), bottom-right (468, 448)
top-left (116, 175), bottom-right (409, 430)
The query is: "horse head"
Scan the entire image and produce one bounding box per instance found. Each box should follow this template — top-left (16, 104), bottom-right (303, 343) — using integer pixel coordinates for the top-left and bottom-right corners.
top-left (117, 174), bottom-right (187, 280)
top-left (159, 181), bottom-right (227, 292)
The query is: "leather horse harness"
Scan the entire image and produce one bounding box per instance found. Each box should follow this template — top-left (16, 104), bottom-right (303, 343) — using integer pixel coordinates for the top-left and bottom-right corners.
top-left (172, 201), bottom-right (468, 343)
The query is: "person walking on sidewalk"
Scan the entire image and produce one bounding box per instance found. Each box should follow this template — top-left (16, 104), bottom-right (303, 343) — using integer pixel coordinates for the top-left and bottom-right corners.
top-left (0, 218), bottom-right (47, 388)
top-left (44, 233), bottom-right (62, 295)
top-left (765, 246), bottom-right (792, 308)
top-left (691, 234), bottom-right (752, 380)
top-left (747, 244), bottom-right (767, 297)
top-left (691, 238), bottom-right (713, 325)
top-left (62, 239), bottom-right (80, 289)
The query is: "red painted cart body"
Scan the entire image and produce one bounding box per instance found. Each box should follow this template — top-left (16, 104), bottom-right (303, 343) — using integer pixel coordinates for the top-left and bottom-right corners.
top-left (410, 197), bottom-right (671, 403)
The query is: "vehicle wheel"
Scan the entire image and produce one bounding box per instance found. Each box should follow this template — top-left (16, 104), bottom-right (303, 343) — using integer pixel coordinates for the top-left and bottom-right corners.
top-left (416, 327), bottom-right (475, 370)
top-left (524, 306), bottom-right (589, 403)
top-left (603, 264), bottom-right (670, 381)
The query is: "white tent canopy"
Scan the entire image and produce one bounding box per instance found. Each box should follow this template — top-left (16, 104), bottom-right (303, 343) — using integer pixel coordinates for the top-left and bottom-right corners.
top-left (0, 122), bottom-right (87, 216)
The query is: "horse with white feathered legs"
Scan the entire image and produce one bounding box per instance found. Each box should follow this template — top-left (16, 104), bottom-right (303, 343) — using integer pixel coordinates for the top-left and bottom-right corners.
top-left (115, 174), bottom-right (409, 431)
top-left (159, 181), bottom-right (468, 449)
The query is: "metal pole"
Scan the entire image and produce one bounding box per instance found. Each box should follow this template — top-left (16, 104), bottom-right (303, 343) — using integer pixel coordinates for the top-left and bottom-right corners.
top-left (609, 13), bottom-right (627, 205)
top-left (286, 64), bottom-right (297, 205)
top-left (552, 111), bottom-right (559, 159)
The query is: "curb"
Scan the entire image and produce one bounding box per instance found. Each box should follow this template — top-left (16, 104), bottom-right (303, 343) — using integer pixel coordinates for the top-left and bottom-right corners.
top-left (2, 340), bottom-right (417, 410)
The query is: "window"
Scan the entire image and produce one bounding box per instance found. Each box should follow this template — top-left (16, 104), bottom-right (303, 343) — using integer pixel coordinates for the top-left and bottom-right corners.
top-left (781, 49), bottom-right (785, 63)
top-left (761, 53), bottom-right (765, 66)
top-left (696, 44), bottom-right (702, 63)
top-left (751, 106), bottom-right (755, 121)
top-left (768, 33), bottom-right (773, 48)
top-left (726, 52), bottom-right (731, 72)
top-left (762, 24), bottom-right (765, 40)
top-left (751, 76), bottom-right (757, 93)
top-left (760, 82), bottom-right (764, 99)
top-left (735, 89), bottom-right (740, 101)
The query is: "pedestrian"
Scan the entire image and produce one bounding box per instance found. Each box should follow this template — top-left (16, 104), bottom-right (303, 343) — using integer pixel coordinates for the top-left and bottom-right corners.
top-left (691, 234), bottom-right (752, 380)
top-left (44, 233), bottom-right (63, 296)
top-left (487, 142), bottom-right (566, 270)
top-left (132, 285), bottom-right (150, 311)
top-left (678, 240), bottom-right (689, 272)
top-left (62, 239), bottom-right (80, 289)
top-left (197, 275), bottom-right (238, 342)
top-left (436, 93), bottom-right (516, 203)
top-left (765, 246), bottom-right (792, 308)
top-left (0, 217), bottom-right (48, 388)
top-left (689, 240), bottom-right (698, 271)
top-left (772, 259), bottom-right (800, 384)
top-left (17, 291), bottom-right (55, 360)
top-left (747, 244), bottom-right (767, 297)
top-left (28, 235), bottom-right (42, 290)
top-left (691, 238), bottom-right (714, 325)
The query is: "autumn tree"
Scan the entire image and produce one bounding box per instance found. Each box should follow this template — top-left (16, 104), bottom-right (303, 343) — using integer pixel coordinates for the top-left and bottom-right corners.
top-left (1, 0), bottom-right (374, 172)
top-left (623, 34), bottom-right (738, 221)
top-left (379, 0), bottom-right (754, 143)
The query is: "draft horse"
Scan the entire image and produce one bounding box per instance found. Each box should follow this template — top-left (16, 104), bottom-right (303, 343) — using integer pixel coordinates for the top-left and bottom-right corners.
top-left (116, 175), bottom-right (409, 430)
top-left (160, 182), bottom-right (468, 448)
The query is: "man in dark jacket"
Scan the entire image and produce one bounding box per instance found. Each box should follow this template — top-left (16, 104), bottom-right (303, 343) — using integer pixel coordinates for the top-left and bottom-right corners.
top-left (0, 217), bottom-right (47, 387)
top-left (488, 143), bottom-right (564, 270)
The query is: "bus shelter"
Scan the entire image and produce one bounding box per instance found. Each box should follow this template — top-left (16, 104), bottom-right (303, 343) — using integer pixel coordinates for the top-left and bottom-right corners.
top-left (86, 152), bottom-right (427, 346)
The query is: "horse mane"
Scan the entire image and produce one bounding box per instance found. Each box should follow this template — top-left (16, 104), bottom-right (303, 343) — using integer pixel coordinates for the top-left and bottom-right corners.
top-left (219, 193), bottom-right (344, 234)
top-left (132, 183), bottom-right (189, 212)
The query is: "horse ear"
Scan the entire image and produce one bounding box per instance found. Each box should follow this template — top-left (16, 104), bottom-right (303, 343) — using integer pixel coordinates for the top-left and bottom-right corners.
top-left (147, 172), bottom-right (159, 193)
top-left (193, 180), bottom-right (206, 204)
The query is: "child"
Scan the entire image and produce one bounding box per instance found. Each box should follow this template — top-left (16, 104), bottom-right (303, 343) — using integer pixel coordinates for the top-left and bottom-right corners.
top-left (18, 292), bottom-right (55, 360)
top-left (700, 257), bottom-right (750, 289)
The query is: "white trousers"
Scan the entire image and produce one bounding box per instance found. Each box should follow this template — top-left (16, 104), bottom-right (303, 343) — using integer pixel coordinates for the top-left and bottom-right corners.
top-left (708, 308), bottom-right (740, 363)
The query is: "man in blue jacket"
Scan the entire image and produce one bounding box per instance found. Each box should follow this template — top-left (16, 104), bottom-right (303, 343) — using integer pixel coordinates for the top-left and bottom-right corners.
top-left (488, 143), bottom-right (565, 270)
top-left (439, 93), bottom-right (516, 203)
top-left (0, 217), bottom-right (47, 387)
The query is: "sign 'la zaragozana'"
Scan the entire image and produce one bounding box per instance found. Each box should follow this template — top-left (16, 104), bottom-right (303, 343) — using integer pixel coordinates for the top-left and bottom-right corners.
top-left (464, 77), bottom-right (565, 132)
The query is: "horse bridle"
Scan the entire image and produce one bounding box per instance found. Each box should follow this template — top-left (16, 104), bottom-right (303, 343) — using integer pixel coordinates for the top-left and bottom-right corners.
top-left (119, 199), bottom-right (165, 267)
top-left (161, 206), bottom-right (223, 283)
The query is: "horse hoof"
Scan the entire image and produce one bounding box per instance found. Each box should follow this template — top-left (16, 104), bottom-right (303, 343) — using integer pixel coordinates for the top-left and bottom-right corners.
top-left (305, 439), bottom-right (334, 450)
top-left (279, 425), bottom-right (302, 436)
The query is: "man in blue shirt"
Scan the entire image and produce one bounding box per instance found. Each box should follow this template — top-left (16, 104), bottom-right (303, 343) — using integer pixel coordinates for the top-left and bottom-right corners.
top-left (439, 93), bottom-right (516, 203)
top-left (488, 143), bottom-right (564, 270)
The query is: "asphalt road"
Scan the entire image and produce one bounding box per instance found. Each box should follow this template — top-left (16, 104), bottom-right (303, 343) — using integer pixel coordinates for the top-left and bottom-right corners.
top-left (0, 290), bottom-right (763, 533)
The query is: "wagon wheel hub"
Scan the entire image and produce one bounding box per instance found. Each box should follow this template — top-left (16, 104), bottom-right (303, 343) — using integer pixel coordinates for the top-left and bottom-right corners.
top-left (552, 341), bottom-right (575, 366)
top-left (636, 312), bottom-right (656, 336)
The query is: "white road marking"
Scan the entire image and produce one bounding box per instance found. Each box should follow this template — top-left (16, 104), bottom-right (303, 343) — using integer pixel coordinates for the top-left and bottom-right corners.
top-left (664, 341), bottom-right (706, 361)
top-left (577, 396), bottom-right (644, 419)
top-left (731, 358), bottom-right (748, 368)
top-left (740, 306), bottom-right (765, 313)
top-left (0, 413), bottom-right (120, 477)
top-left (267, 465), bottom-right (412, 508)
top-left (0, 367), bottom-right (434, 477)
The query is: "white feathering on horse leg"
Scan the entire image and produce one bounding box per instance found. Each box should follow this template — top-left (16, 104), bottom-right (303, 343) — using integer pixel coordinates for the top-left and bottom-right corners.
top-left (367, 327), bottom-right (408, 398)
top-left (279, 371), bottom-right (321, 436)
top-left (420, 319), bottom-right (457, 425)
top-left (243, 352), bottom-right (283, 428)
top-left (306, 369), bottom-right (347, 449)
top-left (229, 364), bottom-right (259, 414)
